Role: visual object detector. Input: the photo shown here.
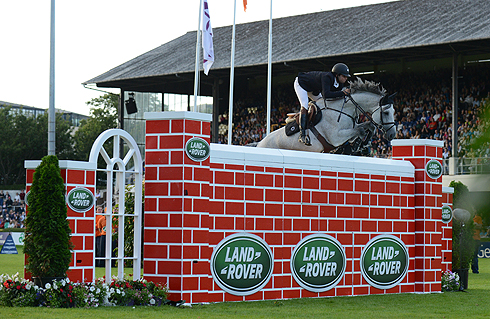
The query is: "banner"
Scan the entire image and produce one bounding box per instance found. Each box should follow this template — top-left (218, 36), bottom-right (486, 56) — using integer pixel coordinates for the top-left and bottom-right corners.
top-left (202, 0), bottom-right (214, 75)
top-left (0, 234), bottom-right (18, 254)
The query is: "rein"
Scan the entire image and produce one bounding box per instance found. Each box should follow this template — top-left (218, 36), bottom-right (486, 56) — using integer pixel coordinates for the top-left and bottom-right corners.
top-left (335, 95), bottom-right (394, 135)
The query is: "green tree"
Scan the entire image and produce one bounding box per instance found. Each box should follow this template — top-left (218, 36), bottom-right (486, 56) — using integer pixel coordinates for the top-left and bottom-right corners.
top-left (24, 155), bottom-right (73, 279)
top-left (0, 107), bottom-right (74, 186)
top-left (449, 180), bottom-right (475, 270)
top-left (74, 94), bottom-right (118, 161)
top-left (468, 98), bottom-right (490, 226)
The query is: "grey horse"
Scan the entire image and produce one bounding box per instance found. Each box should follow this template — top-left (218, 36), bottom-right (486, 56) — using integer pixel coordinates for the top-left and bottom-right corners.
top-left (257, 78), bottom-right (396, 153)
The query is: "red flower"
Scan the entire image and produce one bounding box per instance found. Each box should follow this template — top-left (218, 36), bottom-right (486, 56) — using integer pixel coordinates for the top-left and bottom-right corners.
top-left (60, 289), bottom-right (63, 292)
top-left (16, 285), bottom-right (20, 290)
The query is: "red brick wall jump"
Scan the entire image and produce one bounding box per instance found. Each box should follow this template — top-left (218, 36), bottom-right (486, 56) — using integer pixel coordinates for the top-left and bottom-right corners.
top-left (25, 160), bottom-right (97, 283)
top-left (144, 112), bottom-right (453, 303)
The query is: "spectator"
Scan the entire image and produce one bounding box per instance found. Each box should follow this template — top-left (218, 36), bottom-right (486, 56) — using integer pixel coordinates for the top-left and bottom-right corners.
top-left (19, 190), bottom-right (25, 204)
top-left (95, 206), bottom-right (106, 267)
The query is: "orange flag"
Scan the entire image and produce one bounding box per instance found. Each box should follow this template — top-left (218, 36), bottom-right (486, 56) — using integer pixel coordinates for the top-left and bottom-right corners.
top-left (243, 0), bottom-right (247, 12)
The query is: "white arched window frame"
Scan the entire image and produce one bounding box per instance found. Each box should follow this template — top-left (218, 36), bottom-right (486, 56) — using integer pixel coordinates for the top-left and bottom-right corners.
top-left (89, 129), bottom-right (143, 283)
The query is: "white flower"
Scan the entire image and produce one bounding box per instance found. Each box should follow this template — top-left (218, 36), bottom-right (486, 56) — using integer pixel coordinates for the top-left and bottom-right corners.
top-left (110, 288), bottom-right (115, 294)
top-left (90, 286), bottom-right (95, 292)
top-left (122, 291), bottom-right (125, 296)
top-left (116, 288), bottom-right (121, 294)
top-left (96, 288), bottom-right (100, 294)
top-left (45, 283), bottom-right (51, 289)
top-left (53, 283), bottom-right (58, 290)
top-left (150, 298), bottom-right (156, 305)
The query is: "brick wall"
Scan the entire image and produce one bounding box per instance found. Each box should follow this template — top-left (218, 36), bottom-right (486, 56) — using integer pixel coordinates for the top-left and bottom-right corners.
top-left (25, 160), bottom-right (96, 283)
top-left (441, 188), bottom-right (453, 272)
top-left (392, 139), bottom-right (445, 292)
top-left (144, 112), bottom-right (452, 303)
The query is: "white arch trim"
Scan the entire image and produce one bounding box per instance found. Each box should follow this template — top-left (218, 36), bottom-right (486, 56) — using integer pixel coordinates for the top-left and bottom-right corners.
top-left (89, 128), bottom-right (143, 169)
top-left (89, 129), bottom-right (143, 282)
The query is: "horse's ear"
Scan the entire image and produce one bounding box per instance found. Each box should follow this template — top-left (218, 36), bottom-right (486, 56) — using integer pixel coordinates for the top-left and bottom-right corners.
top-left (388, 92), bottom-right (397, 103)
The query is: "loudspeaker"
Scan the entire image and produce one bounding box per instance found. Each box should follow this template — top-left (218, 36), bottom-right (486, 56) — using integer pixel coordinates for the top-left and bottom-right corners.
top-left (125, 96), bottom-right (138, 114)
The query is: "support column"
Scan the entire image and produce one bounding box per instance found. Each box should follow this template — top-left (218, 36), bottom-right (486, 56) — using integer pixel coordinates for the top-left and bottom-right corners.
top-left (144, 111), bottom-right (212, 303)
top-left (392, 139), bottom-right (444, 293)
top-left (212, 77), bottom-right (220, 143)
top-left (451, 53), bottom-right (459, 174)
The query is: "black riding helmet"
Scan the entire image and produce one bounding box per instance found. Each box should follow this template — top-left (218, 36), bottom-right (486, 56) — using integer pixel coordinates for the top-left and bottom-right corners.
top-left (332, 63), bottom-right (351, 77)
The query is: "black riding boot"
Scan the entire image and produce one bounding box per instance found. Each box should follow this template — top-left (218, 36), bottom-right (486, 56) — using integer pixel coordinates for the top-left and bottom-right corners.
top-left (299, 108), bottom-right (311, 146)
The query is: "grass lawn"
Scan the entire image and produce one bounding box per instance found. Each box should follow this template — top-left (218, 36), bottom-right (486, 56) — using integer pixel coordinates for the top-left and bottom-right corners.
top-left (1, 248), bottom-right (489, 318)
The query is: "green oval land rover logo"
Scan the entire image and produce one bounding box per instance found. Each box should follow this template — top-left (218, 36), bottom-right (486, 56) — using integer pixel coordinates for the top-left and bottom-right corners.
top-left (360, 235), bottom-right (409, 290)
top-left (425, 159), bottom-right (443, 179)
top-left (25, 190), bottom-right (31, 206)
top-left (210, 233), bottom-right (273, 296)
top-left (442, 205), bottom-right (453, 224)
top-left (291, 234), bottom-right (346, 292)
top-left (66, 187), bottom-right (95, 213)
top-left (185, 137), bottom-right (210, 162)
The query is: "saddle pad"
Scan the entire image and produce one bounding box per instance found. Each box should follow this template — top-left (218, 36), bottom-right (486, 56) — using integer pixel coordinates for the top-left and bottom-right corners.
top-left (285, 120), bottom-right (300, 136)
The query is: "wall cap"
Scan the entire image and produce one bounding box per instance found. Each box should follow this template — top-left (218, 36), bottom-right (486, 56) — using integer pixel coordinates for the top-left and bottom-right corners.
top-left (145, 111), bottom-right (212, 122)
top-left (391, 139), bottom-right (444, 148)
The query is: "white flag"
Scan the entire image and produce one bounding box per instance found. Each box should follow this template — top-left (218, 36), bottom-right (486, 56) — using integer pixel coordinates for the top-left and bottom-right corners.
top-left (202, 0), bottom-right (214, 75)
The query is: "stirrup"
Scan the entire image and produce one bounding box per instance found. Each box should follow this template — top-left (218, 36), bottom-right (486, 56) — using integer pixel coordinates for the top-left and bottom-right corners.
top-left (299, 133), bottom-right (311, 146)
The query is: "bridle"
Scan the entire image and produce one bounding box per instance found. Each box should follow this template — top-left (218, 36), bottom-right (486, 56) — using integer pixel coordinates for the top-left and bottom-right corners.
top-left (335, 94), bottom-right (396, 135)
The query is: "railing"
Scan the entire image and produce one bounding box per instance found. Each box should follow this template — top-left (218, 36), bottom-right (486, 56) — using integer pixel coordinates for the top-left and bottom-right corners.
top-left (442, 157), bottom-right (490, 175)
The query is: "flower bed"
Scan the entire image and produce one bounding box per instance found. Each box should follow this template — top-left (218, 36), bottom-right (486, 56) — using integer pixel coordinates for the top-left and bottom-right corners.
top-left (441, 270), bottom-right (461, 292)
top-left (0, 273), bottom-right (168, 308)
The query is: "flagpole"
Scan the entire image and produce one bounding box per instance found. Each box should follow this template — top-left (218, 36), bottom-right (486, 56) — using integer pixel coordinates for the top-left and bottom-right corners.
top-left (48, 0), bottom-right (55, 155)
top-left (227, 0), bottom-right (237, 145)
top-left (193, 0), bottom-right (204, 112)
top-left (266, 0), bottom-right (273, 136)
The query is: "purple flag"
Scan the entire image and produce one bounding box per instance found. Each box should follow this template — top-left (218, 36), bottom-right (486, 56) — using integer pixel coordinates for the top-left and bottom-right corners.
top-left (202, 0), bottom-right (214, 75)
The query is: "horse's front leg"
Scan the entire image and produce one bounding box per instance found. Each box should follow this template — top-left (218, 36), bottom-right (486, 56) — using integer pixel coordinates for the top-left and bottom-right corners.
top-left (355, 122), bottom-right (376, 142)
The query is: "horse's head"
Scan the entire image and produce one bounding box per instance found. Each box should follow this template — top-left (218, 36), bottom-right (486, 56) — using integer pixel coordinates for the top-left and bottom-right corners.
top-left (373, 92), bottom-right (397, 141)
top-left (350, 79), bottom-right (396, 141)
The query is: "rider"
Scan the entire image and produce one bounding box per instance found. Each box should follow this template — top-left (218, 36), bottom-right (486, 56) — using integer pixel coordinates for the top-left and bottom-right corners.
top-left (294, 63), bottom-right (352, 145)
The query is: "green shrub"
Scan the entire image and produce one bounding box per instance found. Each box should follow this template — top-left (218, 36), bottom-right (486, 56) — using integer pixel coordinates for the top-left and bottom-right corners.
top-left (23, 155), bottom-right (73, 278)
top-left (449, 180), bottom-right (475, 270)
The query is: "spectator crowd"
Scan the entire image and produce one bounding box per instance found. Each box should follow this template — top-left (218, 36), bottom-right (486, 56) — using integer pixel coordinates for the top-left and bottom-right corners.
top-left (0, 190), bottom-right (26, 229)
top-left (217, 64), bottom-right (490, 161)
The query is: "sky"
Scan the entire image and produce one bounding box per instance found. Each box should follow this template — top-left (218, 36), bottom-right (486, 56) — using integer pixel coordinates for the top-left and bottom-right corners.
top-left (0, 0), bottom-right (398, 116)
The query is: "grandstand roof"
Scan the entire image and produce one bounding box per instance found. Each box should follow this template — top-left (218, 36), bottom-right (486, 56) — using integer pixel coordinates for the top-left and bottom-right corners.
top-left (85, 0), bottom-right (490, 94)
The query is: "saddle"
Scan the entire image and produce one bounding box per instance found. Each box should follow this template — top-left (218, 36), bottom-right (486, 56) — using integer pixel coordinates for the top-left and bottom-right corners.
top-left (285, 101), bottom-right (322, 136)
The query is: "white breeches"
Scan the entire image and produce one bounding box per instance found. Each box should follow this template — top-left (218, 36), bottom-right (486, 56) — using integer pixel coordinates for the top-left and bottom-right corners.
top-left (294, 77), bottom-right (322, 110)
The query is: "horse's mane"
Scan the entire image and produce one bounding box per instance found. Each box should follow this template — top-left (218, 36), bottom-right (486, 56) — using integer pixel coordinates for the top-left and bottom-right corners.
top-left (349, 77), bottom-right (386, 96)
